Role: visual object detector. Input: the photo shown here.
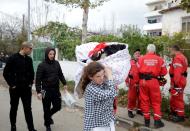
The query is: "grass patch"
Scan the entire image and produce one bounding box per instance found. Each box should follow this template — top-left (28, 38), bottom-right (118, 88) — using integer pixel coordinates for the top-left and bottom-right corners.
top-left (117, 89), bottom-right (128, 107)
top-left (161, 96), bottom-right (170, 120)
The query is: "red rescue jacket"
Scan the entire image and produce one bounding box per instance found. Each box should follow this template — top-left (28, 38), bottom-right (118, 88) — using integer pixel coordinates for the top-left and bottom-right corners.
top-left (137, 53), bottom-right (167, 77)
top-left (125, 59), bottom-right (139, 86)
top-left (169, 52), bottom-right (188, 88)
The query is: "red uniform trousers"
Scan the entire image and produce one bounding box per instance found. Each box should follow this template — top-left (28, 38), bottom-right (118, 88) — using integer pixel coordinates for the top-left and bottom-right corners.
top-left (170, 91), bottom-right (185, 116)
top-left (126, 59), bottom-right (140, 111)
top-left (128, 84), bottom-right (140, 111)
top-left (139, 79), bottom-right (162, 120)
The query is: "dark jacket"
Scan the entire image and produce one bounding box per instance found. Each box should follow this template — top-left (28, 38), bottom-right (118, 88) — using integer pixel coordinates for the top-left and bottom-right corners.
top-left (3, 53), bottom-right (34, 88)
top-left (35, 47), bottom-right (66, 93)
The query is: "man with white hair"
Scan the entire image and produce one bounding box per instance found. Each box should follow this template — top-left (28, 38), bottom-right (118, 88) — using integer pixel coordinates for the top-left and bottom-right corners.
top-left (137, 44), bottom-right (167, 128)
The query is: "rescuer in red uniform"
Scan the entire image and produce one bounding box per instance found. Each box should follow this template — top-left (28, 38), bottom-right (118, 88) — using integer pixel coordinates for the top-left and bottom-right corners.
top-left (138, 44), bottom-right (167, 128)
top-left (169, 45), bottom-right (188, 122)
top-left (125, 49), bottom-right (142, 118)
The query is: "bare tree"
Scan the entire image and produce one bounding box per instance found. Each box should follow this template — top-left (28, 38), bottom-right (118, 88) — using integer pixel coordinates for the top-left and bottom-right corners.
top-left (30, 0), bottom-right (65, 31)
top-left (45, 0), bottom-right (110, 43)
top-left (0, 11), bottom-right (22, 40)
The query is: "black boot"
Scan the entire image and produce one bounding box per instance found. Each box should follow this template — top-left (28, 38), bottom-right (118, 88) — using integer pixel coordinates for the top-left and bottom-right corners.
top-left (170, 111), bottom-right (177, 116)
top-left (128, 110), bottom-right (135, 118)
top-left (11, 125), bottom-right (16, 131)
top-left (144, 119), bottom-right (150, 127)
top-left (136, 110), bottom-right (143, 116)
top-left (172, 116), bottom-right (185, 122)
top-left (154, 120), bottom-right (165, 128)
top-left (46, 126), bottom-right (51, 131)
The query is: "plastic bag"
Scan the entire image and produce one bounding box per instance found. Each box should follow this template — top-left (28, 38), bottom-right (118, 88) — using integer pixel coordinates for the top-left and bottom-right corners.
top-left (62, 90), bottom-right (76, 108)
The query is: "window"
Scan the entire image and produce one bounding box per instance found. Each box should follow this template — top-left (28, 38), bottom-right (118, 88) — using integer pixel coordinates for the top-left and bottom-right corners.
top-left (187, 22), bottom-right (190, 32)
top-left (168, 2), bottom-right (172, 8)
top-left (182, 22), bottom-right (186, 32)
top-left (182, 17), bottom-right (190, 33)
top-left (148, 17), bottom-right (161, 24)
top-left (148, 19), bottom-right (157, 24)
top-left (168, 0), bottom-right (180, 8)
top-left (147, 31), bottom-right (162, 36)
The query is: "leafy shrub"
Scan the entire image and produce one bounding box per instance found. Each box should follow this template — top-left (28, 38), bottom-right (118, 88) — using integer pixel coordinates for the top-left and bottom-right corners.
top-left (117, 89), bottom-right (128, 107)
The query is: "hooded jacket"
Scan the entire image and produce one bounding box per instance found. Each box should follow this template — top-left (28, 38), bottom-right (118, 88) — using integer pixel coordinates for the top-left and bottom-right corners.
top-left (35, 47), bottom-right (66, 93)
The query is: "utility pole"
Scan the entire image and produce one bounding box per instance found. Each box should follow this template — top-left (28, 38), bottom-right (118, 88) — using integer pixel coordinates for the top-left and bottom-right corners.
top-left (22, 14), bottom-right (25, 35)
top-left (28, 0), bottom-right (31, 42)
top-left (111, 13), bottom-right (116, 35)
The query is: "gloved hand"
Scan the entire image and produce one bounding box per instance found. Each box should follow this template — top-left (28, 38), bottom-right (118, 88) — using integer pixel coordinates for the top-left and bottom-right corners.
top-left (169, 88), bottom-right (179, 96)
top-left (158, 76), bottom-right (167, 86)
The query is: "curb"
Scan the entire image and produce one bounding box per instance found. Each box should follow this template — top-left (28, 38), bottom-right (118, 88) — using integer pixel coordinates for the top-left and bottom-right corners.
top-left (116, 116), bottom-right (134, 126)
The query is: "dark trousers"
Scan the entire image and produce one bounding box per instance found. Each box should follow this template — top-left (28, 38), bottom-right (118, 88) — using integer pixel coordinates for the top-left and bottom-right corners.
top-left (9, 87), bottom-right (35, 130)
top-left (42, 88), bottom-right (62, 127)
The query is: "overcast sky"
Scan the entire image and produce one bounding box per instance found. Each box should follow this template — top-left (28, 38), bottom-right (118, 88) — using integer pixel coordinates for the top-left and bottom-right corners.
top-left (0, 0), bottom-right (149, 31)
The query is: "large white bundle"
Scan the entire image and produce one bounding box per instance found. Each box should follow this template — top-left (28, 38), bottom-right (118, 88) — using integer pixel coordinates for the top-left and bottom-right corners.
top-left (75, 42), bottom-right (131, 98)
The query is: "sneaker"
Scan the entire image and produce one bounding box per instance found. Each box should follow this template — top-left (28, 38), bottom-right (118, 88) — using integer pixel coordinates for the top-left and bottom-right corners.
top-left (145, 119), bottom-right (150, 127)
top-left (128, 110), bottom-right (135, 118)
top-left (11, 126), bottom-right (16, 131)
top-left (136, 110), bottom-right (143, 116)
top-left (154, 120), bottom-right (165, 129)
top-left (172, 116), bottom-right (185, 122)
top-left (46, 126), bottom-right (51, 131)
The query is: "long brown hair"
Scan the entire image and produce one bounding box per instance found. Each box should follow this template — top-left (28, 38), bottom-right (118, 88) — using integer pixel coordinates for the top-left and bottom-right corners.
top-left (80, 62), bottom-right (104, 93)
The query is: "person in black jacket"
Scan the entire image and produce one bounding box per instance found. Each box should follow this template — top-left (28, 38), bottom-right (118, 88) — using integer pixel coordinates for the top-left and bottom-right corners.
top-left (35, 47), bottom-right (67, 131)
top-left (3, 42), bottom-right (37, 131)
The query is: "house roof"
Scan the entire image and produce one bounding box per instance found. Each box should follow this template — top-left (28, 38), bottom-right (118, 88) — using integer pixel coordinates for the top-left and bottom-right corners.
top-left (159, 6), bottom-right (181, 14)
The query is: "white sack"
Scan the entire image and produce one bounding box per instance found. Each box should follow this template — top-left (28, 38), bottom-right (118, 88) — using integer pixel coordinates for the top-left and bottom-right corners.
top-left (74, 42), bottom-right (131, 98)
top-left (62, 90), bottom-right (76, 107)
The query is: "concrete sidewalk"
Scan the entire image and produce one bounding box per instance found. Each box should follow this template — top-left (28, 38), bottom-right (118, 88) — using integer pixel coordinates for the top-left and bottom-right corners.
top-left (76, 98), bottom-right (190, 131)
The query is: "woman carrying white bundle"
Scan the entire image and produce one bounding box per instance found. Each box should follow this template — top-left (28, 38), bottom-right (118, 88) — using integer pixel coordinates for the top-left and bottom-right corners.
top-left (80, 61), bottom-right (117, 131)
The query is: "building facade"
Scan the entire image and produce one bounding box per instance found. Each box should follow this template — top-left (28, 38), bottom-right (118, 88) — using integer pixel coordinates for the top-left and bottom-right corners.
top-left (160, 0), bottom-right (190, 36)
top-left (144, 0), bottom-right (190, 36)
top-left (143, 0), bottom-right (167, 36)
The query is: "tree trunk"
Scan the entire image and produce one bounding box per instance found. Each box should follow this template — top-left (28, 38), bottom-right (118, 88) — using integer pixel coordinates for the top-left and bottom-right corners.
top-left (82, 6), bottom-right (89, 44)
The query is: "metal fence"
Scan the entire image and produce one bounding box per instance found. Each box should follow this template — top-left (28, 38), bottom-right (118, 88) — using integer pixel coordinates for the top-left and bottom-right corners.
top-left (33, 47), bottom-right (46, 72)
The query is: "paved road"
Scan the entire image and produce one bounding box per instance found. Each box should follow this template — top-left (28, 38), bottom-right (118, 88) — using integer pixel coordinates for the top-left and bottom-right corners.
top-left (0, 87), bottom-right (128, 131)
